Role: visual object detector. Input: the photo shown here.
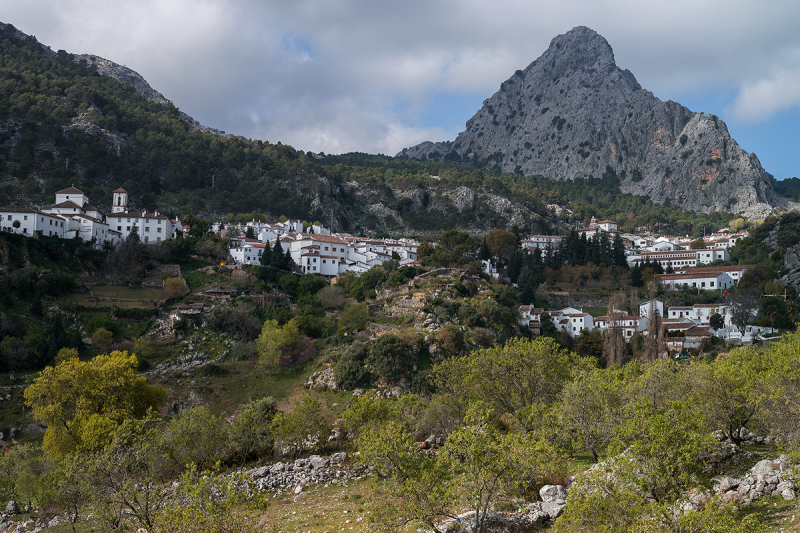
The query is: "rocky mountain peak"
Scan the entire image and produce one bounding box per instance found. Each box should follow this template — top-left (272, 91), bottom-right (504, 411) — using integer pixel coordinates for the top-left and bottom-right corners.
top-left (399, 26), bottom-right (794, 220)
top-left (539, 26), bottom-right (616, 75)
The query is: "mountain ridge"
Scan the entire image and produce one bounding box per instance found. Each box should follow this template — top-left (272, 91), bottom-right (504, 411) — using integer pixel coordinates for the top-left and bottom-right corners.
top-left (399, 26), bottom-right (794, 220)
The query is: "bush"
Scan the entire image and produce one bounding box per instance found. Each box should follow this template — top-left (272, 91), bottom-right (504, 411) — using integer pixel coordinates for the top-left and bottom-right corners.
top-left (207, 302), bottom-right (261, 341)
top-left (163, 406), bottom-right (231, 470)
top-left (334, 342), bottom-right (371, 389)
top-left (86, 314), bottom-right (119, 335)
top-left (231, 341), bottom-right (258, 361)
top-left (230, 396), bottom-right (278, 462)
top-left (271, 395), bottom-right (332, 457)
top-left (370, 333), bottom-right (416, 383)
top-left (318, 285), bottom-right (347, 309)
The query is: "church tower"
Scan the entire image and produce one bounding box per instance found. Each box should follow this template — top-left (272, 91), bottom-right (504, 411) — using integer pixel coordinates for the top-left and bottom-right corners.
top-left (112, 188), bottom-right (129, 213)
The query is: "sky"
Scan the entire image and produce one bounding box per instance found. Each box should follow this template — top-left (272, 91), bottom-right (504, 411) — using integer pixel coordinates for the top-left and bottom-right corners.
top-left (2, 0), bottom-right (800, 179)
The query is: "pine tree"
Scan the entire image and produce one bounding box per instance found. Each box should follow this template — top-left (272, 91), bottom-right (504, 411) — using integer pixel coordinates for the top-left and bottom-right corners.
top-left (271, 238), bottom-right (285, 268)
top-left (612, 234), bottom-right (627, 268)
top-left (518, 266), bottom-right (538, 305)
top-left (479, 238), bottom-right (492, 261)
top-left (260, 242), bottom-right (272, 266)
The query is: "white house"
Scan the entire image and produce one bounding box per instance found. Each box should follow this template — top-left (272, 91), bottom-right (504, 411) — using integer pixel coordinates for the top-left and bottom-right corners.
top-left (290, 234), bottom-right (349, 277)
top-left (639, 299), bottom-right (664, 320)
top-left (518, 305), bottom-right (544, 327)
top-left (0, 207), bottom-right (67, 238)
top-left (597, 220), bottom-right (618, 232)
top-left (521, 235), bottom-right (563, 253)
top-left (672, 265), bottom-right (752, 285)
top-left (229, 243), bottom-right (268, 265)
top-left (627, 248), bottom-right (729, 269)
top-left (660, 271), bottom-right (735, 292)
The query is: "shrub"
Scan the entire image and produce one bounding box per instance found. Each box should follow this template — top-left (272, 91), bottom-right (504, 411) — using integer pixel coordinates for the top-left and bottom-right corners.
top-left (334, 342), bottom-right (371, 389)
top-left (271, 395), bottom-right (332, 457)
top-left (207, 302), bottom-right (261, 341)
top-left (370, 333), bottom-right (416, 383)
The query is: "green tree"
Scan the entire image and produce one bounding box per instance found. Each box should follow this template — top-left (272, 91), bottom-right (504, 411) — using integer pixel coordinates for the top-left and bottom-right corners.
top-left (334, 342), bottom-right (371, 390)
top-left (709, 312), bottom-right (724, 331)
top-left (356, 421), bottom-right (456, 532)
top-left (164, 277), bottom-right (187, 299)
top-left (434, 337), bottom-right (588, 418)
top-left (556, 367), bottom-right (625, 461)
top-left (162, 405), bottom-right (231, 471)
top-left (255, 319), bottom-right (301, 370)
top-left (271, 395), bottom-right (332, 457)
top-left (151, 467), bottom-right (264, 533)
top-left (91, 327), bottom-right (114, 351)
top-left (435, 324), bottom-right (465, 359)
top-left (483, 229), bottom-right (517, 260)
top-left (370, 333), bottom-right (416, 383)
top-left (230, 396), bottom-right (277, 464)
top-left (441, 404), bottom-right (562, 532)
top-left (24, 351), bottom-right (167, 457)
top-left (338, 303), bottom-right (369, 335)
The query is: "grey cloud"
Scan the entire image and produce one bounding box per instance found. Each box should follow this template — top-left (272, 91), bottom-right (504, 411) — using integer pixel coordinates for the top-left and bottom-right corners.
top-left (1, 0), bottom-right (800, 153)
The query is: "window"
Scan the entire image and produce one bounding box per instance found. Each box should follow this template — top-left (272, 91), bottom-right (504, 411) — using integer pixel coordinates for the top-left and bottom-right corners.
top-left (23, 215), bottom-right (27, 221)
top-left (118, 226), bottom-right (121, 231)
top-left (157, 227), bottom-right (162, 233)
top-left (126, 226), bottom-right (130, 231)
top-left (325, 246), bottom-right (329, 251)
top-left (145, 227), bottom-right (150, 232)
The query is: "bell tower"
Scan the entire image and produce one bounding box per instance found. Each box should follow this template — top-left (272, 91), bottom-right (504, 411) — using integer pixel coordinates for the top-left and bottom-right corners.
top-left (112, 188), bottom-right (128, 214)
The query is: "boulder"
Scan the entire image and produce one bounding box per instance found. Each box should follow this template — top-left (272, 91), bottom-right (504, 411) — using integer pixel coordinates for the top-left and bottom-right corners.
top-left (4, 500), bottom-right (19, 514)
top-left (252, 466), bottom-right (269, 478)
top-left (777, 481), bottom-right (796, 501)
top-left (330, 452), bottom-right (347, 464)
top-left (308, 455), bottom-right (328, 469)
top-left (716, 477), bottom-right (739, 493)
top-left (750, 459), bottom-right (775, 476)
top-left (540, 501), bottom-right (565, 520)
top-left (539, 484), bottom-right (567, 503)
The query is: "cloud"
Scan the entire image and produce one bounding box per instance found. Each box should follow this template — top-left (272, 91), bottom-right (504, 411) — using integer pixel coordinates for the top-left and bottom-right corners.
top-left (727, 48), bottom-right (800, 122)
top-left (2, 0), bottom-right (800, 156)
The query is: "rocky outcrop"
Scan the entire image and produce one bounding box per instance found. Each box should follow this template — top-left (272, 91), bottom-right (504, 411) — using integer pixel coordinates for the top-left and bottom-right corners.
top-left (249, 453), bottom-right (364, 494)
top-left (73, 54), bottom-right (230, 137)
top-left (713, 455), bottom-right (796, 504)
top-left (74, 54), bottom-right (172, 105)
top-left (399, 26), bottom-right (795, 220)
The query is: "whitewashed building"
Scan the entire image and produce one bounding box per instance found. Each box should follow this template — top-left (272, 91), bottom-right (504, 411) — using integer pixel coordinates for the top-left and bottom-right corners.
top-left (660, 271), bottom-right (735, 292)
top-left (0, 207), bottom-right (67, 237)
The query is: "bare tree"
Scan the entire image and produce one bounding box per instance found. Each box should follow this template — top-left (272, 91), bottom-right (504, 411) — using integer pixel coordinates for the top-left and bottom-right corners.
top-left (728, 290), bottom-right (760, 337)
top-left (603, 293), bottom-right (627, 367)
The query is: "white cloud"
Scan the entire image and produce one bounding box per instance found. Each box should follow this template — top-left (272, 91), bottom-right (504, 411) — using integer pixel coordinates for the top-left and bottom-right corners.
top-left (2, 0), bottom-right (800, 155)
top-left (728, 48), bottom-right (800, 122)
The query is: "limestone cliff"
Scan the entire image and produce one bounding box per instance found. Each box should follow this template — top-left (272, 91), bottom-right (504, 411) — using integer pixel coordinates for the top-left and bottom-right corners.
top-left (399, 26), bottom-right (794, 220)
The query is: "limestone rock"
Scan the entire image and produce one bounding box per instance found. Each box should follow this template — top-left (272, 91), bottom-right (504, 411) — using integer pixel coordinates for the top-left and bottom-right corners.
top-left (399, 26), bottom-right (794, 220)
top-left (4, 500), bottom-right (19, 514)
top-left (539, 484), bottom-right (567, 503)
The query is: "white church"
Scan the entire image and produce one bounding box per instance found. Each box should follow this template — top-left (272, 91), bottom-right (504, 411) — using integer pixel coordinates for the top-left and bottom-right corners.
top-left (0, 186), bottom-right (181, 248)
